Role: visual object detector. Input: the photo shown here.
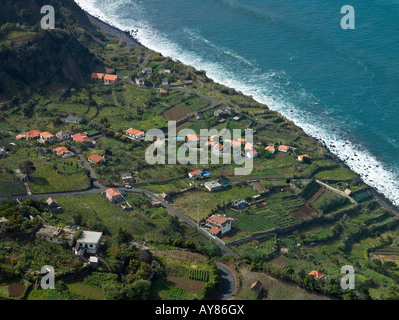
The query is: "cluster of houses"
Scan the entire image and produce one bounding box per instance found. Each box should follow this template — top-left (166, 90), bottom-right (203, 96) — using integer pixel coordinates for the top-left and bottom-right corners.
top-left (36, 224), bottom-right (102, 264)
top-left (90, 72), bottom-right (118, 85)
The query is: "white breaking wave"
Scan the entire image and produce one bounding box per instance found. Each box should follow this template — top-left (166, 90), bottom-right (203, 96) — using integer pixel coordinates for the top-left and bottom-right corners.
top-left (74, 0), bottom-right (399, 207)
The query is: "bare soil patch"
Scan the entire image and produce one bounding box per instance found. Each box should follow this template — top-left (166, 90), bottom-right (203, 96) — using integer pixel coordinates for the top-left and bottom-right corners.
top-left (164, 105), bottom-right (192, 121)
top-left (293, 204), bottom-right (314, 219)
top-left (8, 283), bottom-right (26, 298)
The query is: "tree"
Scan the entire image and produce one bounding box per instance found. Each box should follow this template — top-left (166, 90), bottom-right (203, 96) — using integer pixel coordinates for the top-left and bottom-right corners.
top-left (19, 160), bottom-right (36, 176)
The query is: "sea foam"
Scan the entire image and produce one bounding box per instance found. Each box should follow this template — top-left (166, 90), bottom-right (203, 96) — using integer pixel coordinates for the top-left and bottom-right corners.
top-left (74, 0), bottom-right (399, 207)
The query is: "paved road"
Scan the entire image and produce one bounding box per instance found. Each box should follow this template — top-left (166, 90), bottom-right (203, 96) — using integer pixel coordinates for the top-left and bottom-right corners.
top-left (214, 262), bottom-right (237, 300)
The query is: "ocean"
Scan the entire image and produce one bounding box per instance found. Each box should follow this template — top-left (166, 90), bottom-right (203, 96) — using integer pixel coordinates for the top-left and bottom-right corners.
top-left (74, 0), bottom-right (399, 206)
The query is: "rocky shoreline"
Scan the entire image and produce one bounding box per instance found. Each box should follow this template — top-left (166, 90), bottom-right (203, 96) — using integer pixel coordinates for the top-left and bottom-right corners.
top-left (83, 10), bottom-right (398, 214)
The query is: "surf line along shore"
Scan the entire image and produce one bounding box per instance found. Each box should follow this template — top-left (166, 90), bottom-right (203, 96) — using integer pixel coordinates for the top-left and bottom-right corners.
top-left (81, 8), bottom-right (399, 212)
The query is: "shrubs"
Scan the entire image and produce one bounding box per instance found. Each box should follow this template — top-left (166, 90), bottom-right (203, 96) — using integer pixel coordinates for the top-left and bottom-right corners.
top-left (316, 194), bottom-right (350, 213)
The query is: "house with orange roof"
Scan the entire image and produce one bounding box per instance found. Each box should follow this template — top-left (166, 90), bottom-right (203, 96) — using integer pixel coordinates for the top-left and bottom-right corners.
top-left (160, 88), bottom-right (168, 95)
top-left (25, 130), bottom-right (41, 140)
top-left (298, 154), bottom-right (310, 162)
top-left (251, 280), bottom-right (263, 293)
top-left (278, 145), bottom-right (291, 153)
top-left (16, 134), bottom-right (24, 140)
top-left (209, 135), bottom-right (219, 142)
top-left (265, 145), bottom-right (276, 154)
top-left (88, 154), bottom-right (104, 164)
top-left (236, 138), bottom-right (246, 143)
top-left (205, 215), bottom-right (234, 236)
top-left (105, 188), bottom-right (123, 203)
top-left (212, 143), bottom-right (224, 153)
top-left (246, 150), bottom-right (258, 159)
top-left (104, 74), bottom-right (118, 85)
top-left (244, 142), bottom-right (255, 150)
top-left (208, 227), bottom-right (221, 237)
top-left (188, 169), bottom-right (203, 179)
top-left (186, 134), bottom-right (200, 143)
top-left (72, 133), bottom-right (93, 146)
top-left (53, 146), bottom-right (73, 158)
top-left (308, 270), bottom-right (325, 279)
top-left (39, 132), bottom-right (54, 143)
top-left (91, 73), bottom-right (104, 81)
top-left (125, 128), bottom-right (145, 140)
top-left (152, 200), bottom-right (162, 208)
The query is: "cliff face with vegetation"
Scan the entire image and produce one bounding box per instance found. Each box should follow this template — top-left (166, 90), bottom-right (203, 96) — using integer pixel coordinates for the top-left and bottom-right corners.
top-left (0, 0), bottom-right (101, 97)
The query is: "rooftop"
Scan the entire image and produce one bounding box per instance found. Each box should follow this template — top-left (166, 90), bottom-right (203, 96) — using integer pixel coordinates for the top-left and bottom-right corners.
top-left (77, 230), bottom-right (102, 245)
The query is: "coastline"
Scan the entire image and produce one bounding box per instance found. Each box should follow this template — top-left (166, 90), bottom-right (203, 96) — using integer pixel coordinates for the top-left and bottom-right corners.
top-left (85, 12), bottom-right (145, 48)
top-left (83, 10), bottom-right (399, 213)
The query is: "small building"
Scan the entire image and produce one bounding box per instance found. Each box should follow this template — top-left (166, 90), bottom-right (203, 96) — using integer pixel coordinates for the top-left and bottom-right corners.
top-left (142, 67), bottom-right (153, 74)
top-left (233, 116), bottom-right (241, 121)
top-left (91, 73), bottom-right (104, 81)
top-left (161, 78), bottom-right (169, 86)
top-left (251, 280), bottom-right (263, 293)
top-left (104, 74), bottom-right (118, 85)
top-left (53, 146), bottom-right (73, 158)
top-left (297, 154), bottom-right (310, 162)
top-left (204, 178), bottom-right (229, 192)
top-left (188, 169), bottom-right (203, 179)
top-left (135, 77), bottom-right (145, 86)
top-left (39, 132), bottom-right (54, 144)
top-left (232, 199), bottom-right (248, 209)
top-left (246, 150), bottom-right (258, 159)
top-left (88, 154), bottom-right (105, 164)
top-left (159, 69), bottom-right (171, 74)
top-left (308, 270), bottom-right (325, 279)
top-left (344, 189), bottom-right (352, 196)
top-left (125, 128), bottom-right (145, 140)
top-left (0, 148), bottom-right (5, 157)
top-left (89, 256), bottom-right (99, 266)
top-left (65, 115), bottom-right (83, 125)
top-left (73, 133), bottom-right (93, 146)
top-left (278, 145), bottom-right (291, 153)
top-left (265, 145), bottom-right (275, 154)
top-left (46, 197), bottom-right (59, 209)
top-left (25, 130), bottom-right (41, 140)
top-left (14, 170), bottom-right (28, 182)
top-left (186, 134), bottom-right (200, 143)
top-left (160, 88), bottom-right (168, 95)
top-left (56, 130), bottom-right (73, 141)
top-left (244, 142), bottom-right (255, 151)
top-left (36, 225), bottom-right (75, 247)
top-left (222, 106), bottom-right (235, 115)
top-left (76, 231), bottom-right (102, 255)
top-left (214, 109), bottom-right (224, 117)
top-left (183, 80), bottom-right (193, 87)
top-left (205, 215), bottom-right (234, 235)
top-left (152, 200), bottom-right (162, 208)
top-left (105, 188), bottom-right (123, 203)
top-left (120, 172), bottom-right (133, 183)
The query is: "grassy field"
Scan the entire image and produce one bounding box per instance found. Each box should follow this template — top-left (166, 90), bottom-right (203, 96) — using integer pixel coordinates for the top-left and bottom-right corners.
top-left (66, 282), bottom-right (105, 300)
top-left (172, 185), bottom-right (258, 221)
top-left (315, 167), bottom-right (358, 181)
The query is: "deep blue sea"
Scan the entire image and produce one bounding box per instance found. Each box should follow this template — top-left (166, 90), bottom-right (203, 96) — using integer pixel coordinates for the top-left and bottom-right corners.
top-left (75, 0), bottom-right (399, 206)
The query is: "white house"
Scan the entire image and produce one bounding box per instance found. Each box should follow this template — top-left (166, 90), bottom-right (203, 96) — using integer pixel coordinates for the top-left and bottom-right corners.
top-left (188, 169), bottom-right (203, 179)
top-left (39, 132), bottom-right (54, 144)
top-left (161, 78), bottom-right (169, 86)
top-left (205, 215), bottom-right (234, 236)
top-left (76, 231), bottom-right (102, 255)
top-left (125, 128), bottom-right (145, 140)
